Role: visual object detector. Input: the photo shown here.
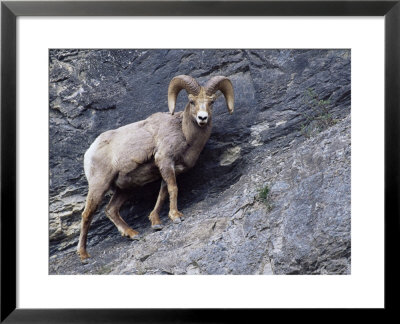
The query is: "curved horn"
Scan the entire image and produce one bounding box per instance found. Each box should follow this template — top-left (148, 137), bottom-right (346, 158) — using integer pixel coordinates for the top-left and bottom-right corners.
top-left (205, 76), bottom-right (234, 114)
top-left (168, 75), bottom-right (200, 115)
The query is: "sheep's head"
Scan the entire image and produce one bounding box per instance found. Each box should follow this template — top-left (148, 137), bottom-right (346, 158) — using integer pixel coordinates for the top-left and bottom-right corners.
top-left (168, 75), bottom-right (234, 127)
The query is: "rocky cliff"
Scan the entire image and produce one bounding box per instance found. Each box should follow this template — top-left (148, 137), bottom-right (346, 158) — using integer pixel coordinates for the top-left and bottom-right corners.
top-left (49, 49), bottom-right (351, 275)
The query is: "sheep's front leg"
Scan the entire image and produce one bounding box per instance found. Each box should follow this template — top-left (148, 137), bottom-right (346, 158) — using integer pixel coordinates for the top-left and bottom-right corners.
top-left (148, 180), bottom-right (167, 230)
top-left (157, 161), bottom-right (184, 224)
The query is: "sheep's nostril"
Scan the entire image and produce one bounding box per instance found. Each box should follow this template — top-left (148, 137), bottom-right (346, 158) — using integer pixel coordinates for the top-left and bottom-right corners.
top-left (198, 116), bottom-right (207, 121)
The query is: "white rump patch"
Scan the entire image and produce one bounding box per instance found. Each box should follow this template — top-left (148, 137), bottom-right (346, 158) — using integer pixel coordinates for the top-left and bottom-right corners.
top-left (83, 137), bottom-right (99, 180)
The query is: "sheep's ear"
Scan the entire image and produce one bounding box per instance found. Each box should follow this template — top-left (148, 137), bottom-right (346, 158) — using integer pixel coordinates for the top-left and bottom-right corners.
top-left (168, 75), bottom-right (201, 115)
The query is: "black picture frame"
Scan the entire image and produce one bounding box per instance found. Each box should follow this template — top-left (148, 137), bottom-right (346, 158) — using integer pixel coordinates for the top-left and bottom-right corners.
top-left (1, 0), bottom-right (399, 322)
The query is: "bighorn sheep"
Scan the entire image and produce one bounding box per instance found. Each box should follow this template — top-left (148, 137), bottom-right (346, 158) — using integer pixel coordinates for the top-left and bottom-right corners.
top-left (77, 75), bottom-right (234, 260)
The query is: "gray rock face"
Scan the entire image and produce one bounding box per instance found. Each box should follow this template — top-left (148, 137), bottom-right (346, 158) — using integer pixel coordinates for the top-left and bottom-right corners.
top-left (49, 49), bottom-right (351, 274)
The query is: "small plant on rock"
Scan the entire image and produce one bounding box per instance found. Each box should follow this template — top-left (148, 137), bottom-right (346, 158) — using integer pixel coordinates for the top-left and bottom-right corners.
top-left (300, 88), bottom-right (338, 138)
top-left (258, 184), bottom-right (273, 211)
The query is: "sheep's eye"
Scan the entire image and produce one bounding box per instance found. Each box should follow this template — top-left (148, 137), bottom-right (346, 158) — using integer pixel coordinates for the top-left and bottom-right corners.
top-left (190, 101), bottom-right (195, 105)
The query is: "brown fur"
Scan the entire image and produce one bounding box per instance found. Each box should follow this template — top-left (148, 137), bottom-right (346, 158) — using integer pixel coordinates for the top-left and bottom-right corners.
top-left (77, 76), bottom-right (234, 261)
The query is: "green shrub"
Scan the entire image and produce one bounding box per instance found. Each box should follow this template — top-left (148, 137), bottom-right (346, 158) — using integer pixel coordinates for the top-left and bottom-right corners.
top-left (258, 185), bottom-right (272, 211)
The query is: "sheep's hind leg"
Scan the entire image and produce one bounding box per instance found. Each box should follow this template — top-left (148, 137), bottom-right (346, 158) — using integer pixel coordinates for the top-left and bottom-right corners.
top-left (105, 189), bottom-right (140, 240)
top-left (77, 188), bottom-right (105, 261)
top-left (148, 180), bottom-right (167, 230)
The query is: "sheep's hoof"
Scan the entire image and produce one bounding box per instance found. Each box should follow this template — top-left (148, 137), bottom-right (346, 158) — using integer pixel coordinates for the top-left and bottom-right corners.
top-left (131, 234), bottom-right (141, 241)
top-left (78, 250), bottom-right (91, 262)
top-left (151, 224), bottom-right (163, 231)
top-left (173, 218), bottom-right (182, 224)
top-left (169, 210), bottom-right (185, 224)
top-left (124, 228), bottom-right (140, 240)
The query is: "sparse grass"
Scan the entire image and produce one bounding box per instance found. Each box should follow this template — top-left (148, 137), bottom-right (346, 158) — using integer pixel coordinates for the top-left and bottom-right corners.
top-left (257, 184), bottom-right (273, 211)
top-left (300, 88), bottom-right (338, 138)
